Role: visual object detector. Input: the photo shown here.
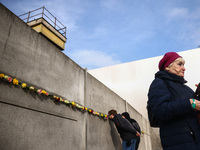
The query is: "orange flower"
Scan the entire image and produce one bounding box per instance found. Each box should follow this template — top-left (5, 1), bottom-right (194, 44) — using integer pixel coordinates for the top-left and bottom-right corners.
top-left (42, 90), bottom-right (47, 95)
top-left (13, 78), bottom-right (19, 85)
top-left (0, 74), bottom-right (4, 78)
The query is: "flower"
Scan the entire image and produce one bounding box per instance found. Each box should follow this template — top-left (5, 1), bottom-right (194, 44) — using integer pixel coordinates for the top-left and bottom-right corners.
top-left (42, 90), bottom-right (46, 95)
top-left (64, 100), bottom-right (70, 104)
top-left (88, 109), bottom-right (93, 113)
top-left (71, 101), bottom-right (76, 107)
top-left (29, 86), bottom-right (34, 90)
top-left (37, 89), bottom-right (42, 94)
top-left (13, 78), bottom-right (19, 85)
top-left (21, 83), bottom-right (27, 88)
top-left (4, 75), bottom-right (8, 79)
top-left (53, 96), bottom-right (60, 101)
top-left (7, 77), bottom-right (12, 82)
top-left (0, 74), bottom-right (4, 78)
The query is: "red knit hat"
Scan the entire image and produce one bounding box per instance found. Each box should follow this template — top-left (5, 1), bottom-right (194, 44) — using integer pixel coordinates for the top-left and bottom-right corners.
top-left (159, 52), bottom-right (182, 70)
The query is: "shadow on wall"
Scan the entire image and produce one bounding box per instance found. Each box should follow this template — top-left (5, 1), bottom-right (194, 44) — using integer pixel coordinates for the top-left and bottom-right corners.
top-left (109, 120), bottom-right (123, 150)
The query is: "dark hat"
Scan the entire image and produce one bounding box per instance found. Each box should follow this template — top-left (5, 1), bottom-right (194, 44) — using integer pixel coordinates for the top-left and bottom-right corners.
top-left (121, 112), bottom-right (130, 120)
top-left (159, 52), bottom-right (182, 70)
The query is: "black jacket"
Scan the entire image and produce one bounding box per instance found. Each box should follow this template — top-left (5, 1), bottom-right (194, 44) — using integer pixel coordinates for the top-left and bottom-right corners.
top-left (148, 71), bottom-right (200, 150)
top-left (121, 112), bottom-right (141, 134)
top-left (112, 114), bottom-right (138, 141)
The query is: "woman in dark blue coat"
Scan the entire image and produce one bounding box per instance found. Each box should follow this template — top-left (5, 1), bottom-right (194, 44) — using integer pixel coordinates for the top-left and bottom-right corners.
top-left (148, 52), bottom-right (200, 150)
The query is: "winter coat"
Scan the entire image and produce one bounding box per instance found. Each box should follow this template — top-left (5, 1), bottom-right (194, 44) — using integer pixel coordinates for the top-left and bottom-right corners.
top-left (122, 112), bottom-right (141, 150)
top-left (112, 114), bottom-right (138, 141)
top-left (121, 112), bottom-right (141, 134)
top-left (148, 71), bottom-right (200, 150)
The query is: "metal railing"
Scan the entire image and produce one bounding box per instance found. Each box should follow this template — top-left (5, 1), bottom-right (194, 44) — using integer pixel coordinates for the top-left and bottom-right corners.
top-left (19, 6), bottom-right (66, 37)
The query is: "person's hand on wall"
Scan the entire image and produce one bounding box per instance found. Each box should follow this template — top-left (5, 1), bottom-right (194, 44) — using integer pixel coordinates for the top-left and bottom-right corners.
top-left (136, 132), bottom-right (140, 137)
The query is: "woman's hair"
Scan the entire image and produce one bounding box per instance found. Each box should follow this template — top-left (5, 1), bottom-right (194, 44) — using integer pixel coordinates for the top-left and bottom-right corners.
top-left (168, 57), bottom-right (185, 67)
top-left (108, 109), bottom-right (117, 115)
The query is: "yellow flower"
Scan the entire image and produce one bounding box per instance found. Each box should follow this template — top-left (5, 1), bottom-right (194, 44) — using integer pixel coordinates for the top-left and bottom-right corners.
top-left (60, 98), bottom-right (64, 102)
top-left (0, 74), bottom-right (4, 78)
top-left (29, 86), bottom-right (34, 90)
top-left (42, 90), bottom-right (46, 94)
top-left (71, 101), bottom-right (76, 107)
top-left (21, 83), bottom-right (27, 88)
top-left (64, 100), bottom-right (70, 104)
top-left (13, 78), bottom-right (19, 85)
top-left (4, 75), bottom-right (8, 79)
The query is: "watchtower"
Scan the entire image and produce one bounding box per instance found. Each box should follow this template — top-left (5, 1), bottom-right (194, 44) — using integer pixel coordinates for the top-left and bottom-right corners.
top-left (19, 6), bottom-right (67, 50)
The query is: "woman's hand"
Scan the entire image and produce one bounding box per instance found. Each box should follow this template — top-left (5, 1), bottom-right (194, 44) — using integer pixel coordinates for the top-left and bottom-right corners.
top-left (190, 99), bottom-right (200, 111)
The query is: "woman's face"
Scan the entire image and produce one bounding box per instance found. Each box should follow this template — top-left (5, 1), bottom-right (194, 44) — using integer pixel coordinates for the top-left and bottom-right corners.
top-left (165, 58), bottom-right (185, 77)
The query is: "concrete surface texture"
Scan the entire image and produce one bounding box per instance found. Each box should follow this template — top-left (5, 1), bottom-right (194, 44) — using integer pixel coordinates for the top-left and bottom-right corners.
top-left (0, 3), bottom-right (161, 150)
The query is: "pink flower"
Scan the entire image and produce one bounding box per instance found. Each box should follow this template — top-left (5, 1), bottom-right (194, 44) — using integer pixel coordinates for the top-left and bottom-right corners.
top-left (37, 89), bottom-right (42, 94)
top-left (7, 77), bottom-right (12, 82)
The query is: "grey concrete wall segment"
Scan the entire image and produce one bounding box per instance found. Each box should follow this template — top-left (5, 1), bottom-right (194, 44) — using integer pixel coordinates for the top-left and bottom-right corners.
top-left (0, 102), bottom-right (84, 150)
top-left (149, 128), bottom-right (162, 150)
top-left (0, 3), bottom-right (85, 106)
top-left (86, 73), bottom-right (126, 150)
top-left (0, 3), bottom-right (159, 150)
top-left (86, 73), bottom-right (126, 113)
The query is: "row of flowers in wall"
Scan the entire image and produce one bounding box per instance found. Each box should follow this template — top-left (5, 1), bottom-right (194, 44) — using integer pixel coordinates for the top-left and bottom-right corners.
top-left (0, 73), bottom-right (108, 120)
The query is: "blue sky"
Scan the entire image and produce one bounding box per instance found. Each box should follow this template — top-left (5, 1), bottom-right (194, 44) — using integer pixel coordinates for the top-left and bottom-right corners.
top-left (1, 0), bottom-right (200, 70)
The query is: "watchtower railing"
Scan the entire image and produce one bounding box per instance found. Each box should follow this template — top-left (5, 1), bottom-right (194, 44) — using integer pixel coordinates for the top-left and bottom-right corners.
top-left (19, 6), bottom-right (66, 37)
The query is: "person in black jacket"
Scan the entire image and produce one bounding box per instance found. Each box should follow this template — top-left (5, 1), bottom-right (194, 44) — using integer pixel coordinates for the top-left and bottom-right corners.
top-left (108, 109), bottom-right (140, 150)
top-left (122, 112), bottom-right (141, 150)
top-left (148, 52), bottom-right (200, 150)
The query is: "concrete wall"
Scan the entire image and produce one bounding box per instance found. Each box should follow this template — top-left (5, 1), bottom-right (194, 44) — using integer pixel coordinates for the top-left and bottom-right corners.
top-left (0, 3), bottom-right (157, 150)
